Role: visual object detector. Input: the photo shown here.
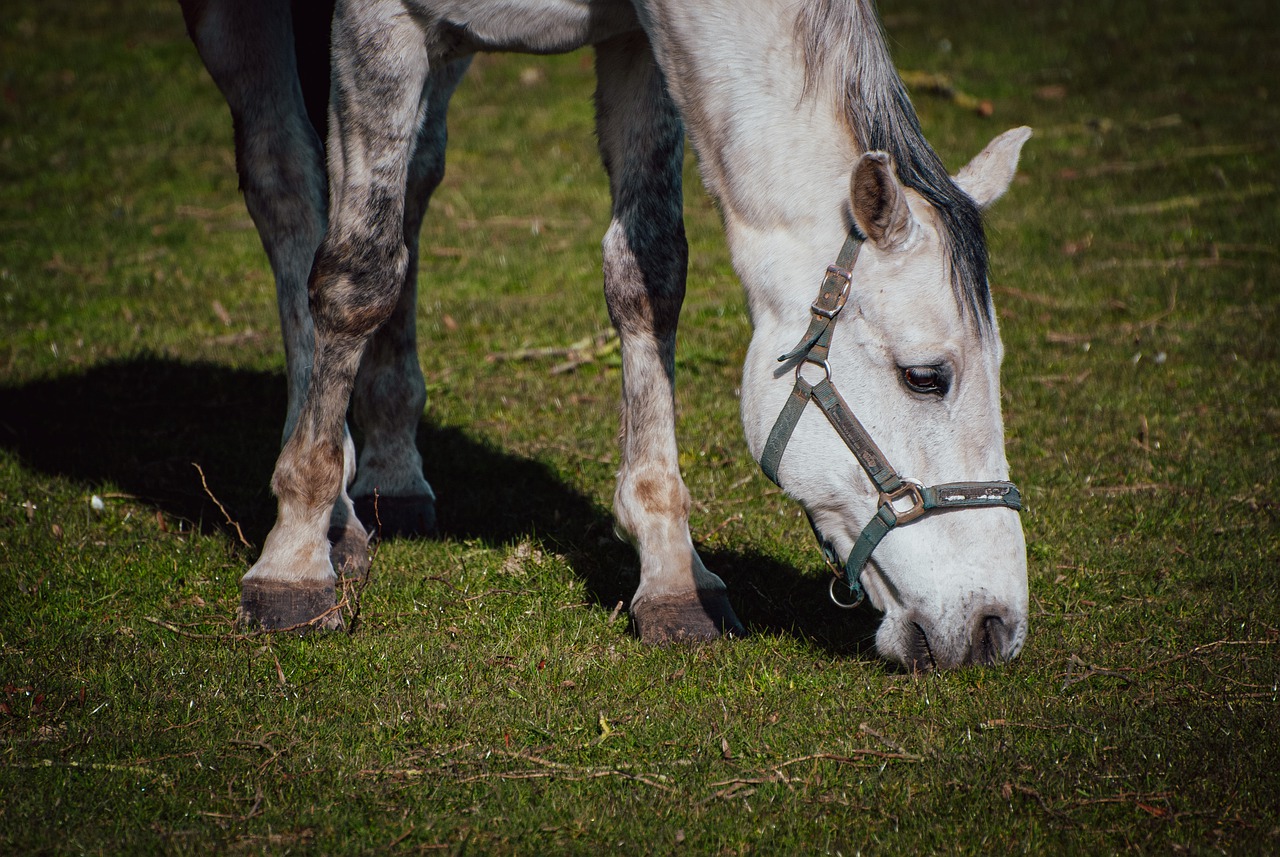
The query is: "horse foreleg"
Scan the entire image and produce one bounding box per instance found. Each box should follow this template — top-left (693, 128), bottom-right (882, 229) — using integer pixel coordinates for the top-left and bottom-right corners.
top-left (183, 0), bottom-right (372, 617)
top-left (349, 59), bottom-right (470, 539)
top-left (239, 1), bottom-right (430, 629)
top-left (595, 33), bottom-right (743, 643)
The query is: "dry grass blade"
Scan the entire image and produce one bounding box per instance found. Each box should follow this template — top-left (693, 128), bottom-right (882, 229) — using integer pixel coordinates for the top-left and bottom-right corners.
top-left (192, 462), bottom-right (250, 549)
top-left (1104, 184), bottom-right (1274, 216)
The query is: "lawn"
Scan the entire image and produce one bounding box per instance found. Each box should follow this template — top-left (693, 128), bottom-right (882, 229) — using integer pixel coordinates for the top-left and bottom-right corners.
top-left (1, 0), bottom-right (1276, 853)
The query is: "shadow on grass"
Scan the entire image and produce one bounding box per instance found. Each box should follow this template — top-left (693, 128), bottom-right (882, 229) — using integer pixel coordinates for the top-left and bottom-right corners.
top-left (0, 355), bottom-right (879, 657)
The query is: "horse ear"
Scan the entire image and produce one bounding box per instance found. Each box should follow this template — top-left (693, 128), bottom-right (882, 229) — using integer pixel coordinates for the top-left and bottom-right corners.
top-left (954, 126), bottom-right (1033, 209)
top-left (850, 151), bottom-right (916, 250)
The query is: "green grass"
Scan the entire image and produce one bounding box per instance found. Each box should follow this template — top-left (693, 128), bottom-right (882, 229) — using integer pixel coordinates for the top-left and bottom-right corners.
top-left (2, 0), bottom-right (1277, 853)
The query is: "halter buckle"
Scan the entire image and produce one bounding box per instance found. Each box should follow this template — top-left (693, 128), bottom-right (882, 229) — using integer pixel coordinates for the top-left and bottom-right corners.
top-left (879, 479), bottom-right (926, 525)
top-left (812, 266), bottom-right (852, 318)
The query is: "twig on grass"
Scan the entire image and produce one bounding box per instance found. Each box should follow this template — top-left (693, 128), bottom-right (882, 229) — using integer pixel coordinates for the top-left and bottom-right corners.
top-left (244, 786), bottom-right (264, 820)
top-left (1104, 184), bottom-right (1274, 216)
top-left (899, 70), bottom-right (992, 116)
top-left (462, 589), bottom-right (518, 603)
top-left (197, 784), bottom-right (265, 823)
top-left (272, 651), bottom-right (286, 685)
top-left (1122, 282), bottom-right (1178, 337)
top-left (697, 782), bottom-right (758, 805)
top-left (3, 759), bottom-right (172, 785)
top-left (1061, 638), bottom-right (1278, 693)
top-left (699, 513), bottom-right (743, 542)
top-left (699, 748), bottom-right (924, 805)
top-left (335, 489), bottom-right (380, 634)
top-left (229, 738), bottom-right (279, 754)
top-left (462, 750), bottom-right (675, 792)
top-left (144, 591), bottom-right (354, 641)
top-left (991, 284), bottom-right (1071, 308)
top-left (144, 616), bottom-right (226, 640)
top-left (1135, 638), bottom-right (1278, 674)
top-left (231, 735), bottom-right (293, 776)
top-left (709, 775), bottom-right (800, 789)
top-left (773, 749), bottom-right (924, 768)
top-left (1005, 784), bottom-right (1076, 824)
top-left (1044, 330), bottom-right (1091, 345)
top-left (820, 749), bottom-right (924, 763)
top-left (1032, 370), bottom-right (1092, 388)
top-left (1086, 482), bottom-right (1183, 495)
top-left (362, 750), bottom-right (674, 792)
top-left (1003, 783), bottom-right (1179, 823)
top-left (1061, 654), bottom-right (1136, 690)
top-left (454, 214), bottom-right (593, 232)
top-left (1083, 256), bottom-right (1246, 273)
top-left (385, 826), bottom-right (415, 850)
top-left (485, 328), bottom-right (619, 375)
top-left (859, 722), bottom-right (921, 759)
top-left (276, 598), bottom-right (350, 635)
top-left (979, 719), bottom-right (1075, 731)
top-left (1061, 143), bottom-right (1267, 179)
top-left (192, 462), bottom-right (251, 549)
top-left (158, 718), bottom-right (207, 733)
top-left (457, 768), bottom-right (674, 791)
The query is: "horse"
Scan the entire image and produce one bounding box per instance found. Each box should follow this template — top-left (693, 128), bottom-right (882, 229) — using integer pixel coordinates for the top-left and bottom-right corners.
top-left (179, 0), bottom-right (1032, 669)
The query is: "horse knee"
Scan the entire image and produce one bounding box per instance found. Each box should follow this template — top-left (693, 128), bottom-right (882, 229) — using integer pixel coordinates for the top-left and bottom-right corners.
top-left (602, 218), bottom-right (687, 335)
top-left (309, 233), bottom-right (408, 341)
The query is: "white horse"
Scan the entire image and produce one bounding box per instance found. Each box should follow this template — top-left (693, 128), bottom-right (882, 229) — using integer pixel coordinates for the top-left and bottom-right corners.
top-left (181, 0), bottom-right (1031, 669)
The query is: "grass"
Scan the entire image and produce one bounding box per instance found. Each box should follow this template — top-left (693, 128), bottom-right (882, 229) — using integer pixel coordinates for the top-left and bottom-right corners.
top-left (1, 0), bottom-right (1277, 853)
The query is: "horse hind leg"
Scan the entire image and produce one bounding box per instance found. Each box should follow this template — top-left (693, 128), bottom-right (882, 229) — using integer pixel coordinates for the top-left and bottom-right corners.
top-left (595, 33), bottom-right (743, 642)
top-left (349, 59), bottom-right (470, 540)
top-left (181, 0), bottom-right (326, 467)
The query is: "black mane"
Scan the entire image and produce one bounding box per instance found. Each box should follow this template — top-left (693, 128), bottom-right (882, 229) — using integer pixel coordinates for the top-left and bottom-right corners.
top-left (796, 0), bottom-right (994, 335)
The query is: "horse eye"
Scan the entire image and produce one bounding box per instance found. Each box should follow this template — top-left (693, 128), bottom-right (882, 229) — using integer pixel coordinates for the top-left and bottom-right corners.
top-left (902, 365), bottom-right (950, 396)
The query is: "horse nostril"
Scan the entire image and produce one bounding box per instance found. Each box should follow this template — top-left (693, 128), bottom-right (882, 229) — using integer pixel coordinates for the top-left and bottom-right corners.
top-left (972, 614), bottom-right (1012, 665)
top-left (908, 621), bottom-right (937, 672)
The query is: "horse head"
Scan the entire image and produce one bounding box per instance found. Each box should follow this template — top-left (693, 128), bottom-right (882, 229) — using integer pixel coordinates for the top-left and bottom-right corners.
top-left (742, 128), bottom-right (1032, 670)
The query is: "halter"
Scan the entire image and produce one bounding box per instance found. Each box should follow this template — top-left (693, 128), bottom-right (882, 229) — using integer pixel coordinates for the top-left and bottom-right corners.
top-left (758, 232), bottom-right (1022, 609)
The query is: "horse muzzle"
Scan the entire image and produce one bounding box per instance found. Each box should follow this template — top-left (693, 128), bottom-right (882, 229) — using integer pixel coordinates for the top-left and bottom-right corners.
top-left (874, 593), bottom-right (1027, 670)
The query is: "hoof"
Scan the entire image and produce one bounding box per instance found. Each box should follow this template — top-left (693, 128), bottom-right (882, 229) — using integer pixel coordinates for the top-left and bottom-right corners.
top-left (353, 494), bottom-right (436, 540)
top-left (631, 590), bottom-right (745, 644)
top-left (328, 525), bottom-right (371, 583)
top-left (238, 578), bottom-right (343, 633)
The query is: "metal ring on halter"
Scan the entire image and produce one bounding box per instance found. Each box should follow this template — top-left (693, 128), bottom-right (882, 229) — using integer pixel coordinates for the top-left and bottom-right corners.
top-left (828, 575), bottom-right (864, 609)
top-left (796, 357), bottom-right (832, 384)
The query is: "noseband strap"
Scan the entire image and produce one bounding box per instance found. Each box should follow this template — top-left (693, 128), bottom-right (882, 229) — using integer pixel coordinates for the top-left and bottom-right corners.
top-left (758, 232), bottom-right (1022, 609)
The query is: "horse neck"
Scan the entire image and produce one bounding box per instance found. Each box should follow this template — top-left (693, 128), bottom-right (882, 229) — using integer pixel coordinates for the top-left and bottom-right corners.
top-left (640, 1), bottom-right (868, 329)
